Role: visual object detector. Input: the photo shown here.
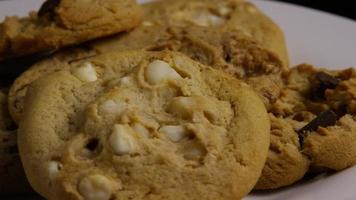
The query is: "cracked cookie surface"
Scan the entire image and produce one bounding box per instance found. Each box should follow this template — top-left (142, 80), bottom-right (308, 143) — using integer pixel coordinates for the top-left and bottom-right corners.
top-left (19, 50), bottom-right (270, 200)
top-left (0, 0), bottom-right (142, 60)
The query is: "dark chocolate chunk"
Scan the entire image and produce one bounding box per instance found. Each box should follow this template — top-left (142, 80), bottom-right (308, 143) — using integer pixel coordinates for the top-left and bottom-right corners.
top-left (312, 72), bottom-right (340, 100)
top-left (316, 72), bottom-right (340, 87)
top-left (38, 0), bottom-right (61, 17)
top-left (298, 110), bottom-right (338, 133)
top-left (335, 104), bottom-right (348, 118)
top-left (298, 110), bottom-right (338, 145)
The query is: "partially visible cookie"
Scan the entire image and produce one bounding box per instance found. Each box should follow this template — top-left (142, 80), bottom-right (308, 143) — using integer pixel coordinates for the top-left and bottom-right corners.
top-left (94, 24), bottom-right (285, 108)
top-left (255, 114), bottom-right (310, 189)
top-left (94, 25), bottom-right (284, 78)
top-left (0, 90), bottom-right (32, 194)
top-left (256, 64), bottom-right (356, 189)
top-left (8, 47), bottom-right (97, 123)
top-left (19, 50), bottom-right (270, 200)
top-left (141, 0), bottom-right (289, 68)
top-left (0, 0), bottom-right (142, 60)
top-left (9, 25), bottom-right (284, 123)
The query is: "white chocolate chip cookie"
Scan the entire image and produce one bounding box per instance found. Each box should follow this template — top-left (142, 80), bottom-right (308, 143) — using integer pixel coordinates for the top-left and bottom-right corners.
top-left (19, 51), bottom-right (270, 200)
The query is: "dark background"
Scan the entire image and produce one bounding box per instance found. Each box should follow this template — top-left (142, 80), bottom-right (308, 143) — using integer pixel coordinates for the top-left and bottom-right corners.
top-left (275, 0), bottom-right (356, 21)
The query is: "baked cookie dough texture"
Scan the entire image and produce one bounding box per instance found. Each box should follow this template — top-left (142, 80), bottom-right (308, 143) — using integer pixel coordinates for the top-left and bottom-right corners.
top-left (19, 51), bottom-right (270, 200)
top-left (141, 0), bottom-right (289, 68)
top-left (9, 25), bottom-right (284, 123)
top-left (8, 0), bottom-right (288, 123)
top-left (257, 65), bottom-right (356, 189)
top-left (0, 0), bottom-right (143, 60)
top-left (4, 0), bottom-right (356, 194)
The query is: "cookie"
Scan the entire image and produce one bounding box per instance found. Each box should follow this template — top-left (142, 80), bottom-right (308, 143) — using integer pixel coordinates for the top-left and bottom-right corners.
top-left (9, 25), bottom-right (284, 123)
top-left (256, 64), bottom-right (356, 189)
top-left (0, 90), bottom-right (32, 194)
top-left (0, 0), bottom-right (142, 60)
top-left (18, 50), bottom-right (270, 199)
top-left (141, 0), bottom-right (289, 68)
top-left (255, 114), bottom-right (310, 189)
top-left (9, 47), bottom-right (98, 123)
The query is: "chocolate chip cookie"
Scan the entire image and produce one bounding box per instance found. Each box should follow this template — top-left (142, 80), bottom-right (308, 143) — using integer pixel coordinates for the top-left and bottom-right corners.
top-left (256, 64), bottom-right (356, 189)
top-left (19, 50), bottom-right (270, 200)
top-left (0, 0), bottom-right (142, 60)
top-left (141, 0), bottom-right (289, 68)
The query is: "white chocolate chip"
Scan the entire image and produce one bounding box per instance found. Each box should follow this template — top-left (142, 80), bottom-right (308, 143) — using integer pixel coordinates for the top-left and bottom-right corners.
top-left (99, 100), bottom-right (126, 115)
top-left (73, 62), bottom-right (98, 82)
top-left (167, 97), bottom-right (195, 119)
top-left (106, 77), bottom-right (132, 88)
top-left (120, 76), bottom-right (132, 86)
top-left (191, 13), bottom-right (210, 26)
top-left (142, 21), bottom-right (153, 26)
top-left (109, 124), bottom-right (136, 155)
top-left (159, 125), bottom-right (188, 142)
top-left (145, 60), bottom-right (182, 85)
top-left (132, 123), bottom-right (150, 138)
top-left (217, 5), bottom-right (231, 16)
top-left (78, 174), bottom-right (113, 200)
top-left (184, 143), bottom-right (207, 160)
top-left (47, 161), bottom-right (62, 181)
top-left (191, 12), bottom-right (224, 26)
top-left (209, 15), bottom-right (224, 25)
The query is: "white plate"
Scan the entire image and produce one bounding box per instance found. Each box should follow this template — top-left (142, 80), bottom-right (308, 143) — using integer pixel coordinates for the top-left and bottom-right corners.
top-left (1, 0), bottom-right (356, 199)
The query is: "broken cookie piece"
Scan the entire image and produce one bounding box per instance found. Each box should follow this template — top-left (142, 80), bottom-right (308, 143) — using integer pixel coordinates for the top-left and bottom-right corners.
top-left (258, 64), bottom-right (356, 190)
top-left (0, 0), bottom-right (142, 60)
